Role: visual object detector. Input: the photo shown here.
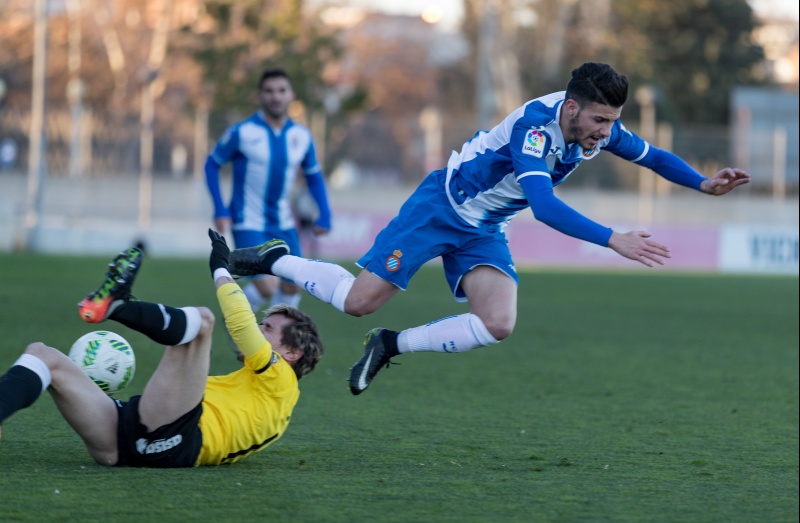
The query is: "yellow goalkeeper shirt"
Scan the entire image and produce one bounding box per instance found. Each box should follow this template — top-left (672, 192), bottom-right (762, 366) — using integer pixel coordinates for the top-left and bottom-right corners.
top-left (195, 282), bottom-right (300, 466)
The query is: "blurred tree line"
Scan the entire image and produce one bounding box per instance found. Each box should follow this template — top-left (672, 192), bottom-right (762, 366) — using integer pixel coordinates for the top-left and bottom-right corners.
top-left (450, 0), bottom-right (764, 126)
top-left (0, 0), bottom-right (766, 181)
top-left (0, 0), bottom-right (362, 174)
top-left (191, 0), bottom-right (366, 135)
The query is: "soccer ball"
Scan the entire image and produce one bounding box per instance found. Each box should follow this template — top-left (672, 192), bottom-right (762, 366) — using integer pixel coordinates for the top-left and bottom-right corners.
top-left (68, 331), bottom-right (136, 395)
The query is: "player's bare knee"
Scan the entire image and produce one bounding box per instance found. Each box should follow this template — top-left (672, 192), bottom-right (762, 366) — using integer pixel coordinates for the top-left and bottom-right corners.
top-left (482, 318), bottom-right (515, 341)
top-left (89, 451), bottom-right (116, 467)
top-left (24, 342), bottom-right (68, 372)
top-left (343, 298), bottom-right (377, 317)
top-left (24, 341), bottom-right (49, 355)
top-left (24, 342), bottom-right (60, 362)
top-left (197, 307), bottom-right (215, 335)
top-left (343, 305), bottom-right (365, 317)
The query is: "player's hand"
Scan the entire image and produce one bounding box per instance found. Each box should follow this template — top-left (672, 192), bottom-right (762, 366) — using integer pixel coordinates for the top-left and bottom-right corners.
top-left (214, 217), bottom-right (231, 235)
top-left (313, 225), bottom-right (330, 236)
top-left (700, 168), bottom-right (751, 196)
top-left (608, 231), bottom-right (671, 267)
top-left (208, 228), bottom-right (231, 276)
top-left (314, 215), bottom-right (331, 236)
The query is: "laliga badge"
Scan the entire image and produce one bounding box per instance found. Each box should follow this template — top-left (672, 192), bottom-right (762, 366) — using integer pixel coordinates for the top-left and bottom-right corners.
top-left (385, 250), bottom-right (403, 272)
top-left (522, 129), bottom-right (545, 158)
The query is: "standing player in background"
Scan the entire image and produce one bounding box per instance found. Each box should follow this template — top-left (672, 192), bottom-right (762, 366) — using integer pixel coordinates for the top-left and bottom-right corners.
top-left (205, 68), bottom-right (332, 315)
top-left (227, 62), bottom-right (751, 396)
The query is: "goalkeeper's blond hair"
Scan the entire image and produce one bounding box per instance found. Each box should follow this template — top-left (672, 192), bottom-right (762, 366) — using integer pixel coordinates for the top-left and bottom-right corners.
top-left (261, 305), bottom-right (323, 379)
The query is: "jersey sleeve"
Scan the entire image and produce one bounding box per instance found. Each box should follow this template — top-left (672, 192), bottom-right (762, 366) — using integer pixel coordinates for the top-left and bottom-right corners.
top-left (300, 139), bottom-right (322, 176)
top-left (300, 138), bottom-right (331, 229)
top-left (205, 126), bottom-right (240, 219)
top-left (304, 172), bottom-right (331, 230)
top-left (603, 121), bottom-right (648, 162)
top-left (204, 157), bottom-right (229, 219)
top-left (636, 146), bottom-right (707, 190)
top-left (605, 122), bottom-right (707, 190)
top-left (209, 125), bottom-right (240, 165)
top-left (216, 282), bottom-right (274, 373)
top-left (519, 174), bottom-right (613, 246)
top-left (509, 117), bottom-right (553, 181)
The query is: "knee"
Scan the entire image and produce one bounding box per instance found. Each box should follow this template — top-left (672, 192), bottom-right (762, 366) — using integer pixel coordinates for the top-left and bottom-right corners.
top-left (343, 296), bottom-right (377, 318)
top-left (481, 316), bottom-right (515, 342)
top-left (25, 342), bottom-right (62, 359)
top-left (197, 307), bottom-right (215, 336)
top-left (24, 342), bottom-right (66, 368)
top-left (24, 341), bottom-right (49, 355)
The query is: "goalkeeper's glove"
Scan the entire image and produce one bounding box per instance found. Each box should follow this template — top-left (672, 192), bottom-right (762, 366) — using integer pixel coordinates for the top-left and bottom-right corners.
top-left (208, 228), bottom-right (231, 277)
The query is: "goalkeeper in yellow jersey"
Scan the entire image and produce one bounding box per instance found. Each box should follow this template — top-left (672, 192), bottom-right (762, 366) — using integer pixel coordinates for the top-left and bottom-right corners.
top-left (0, 229), bottom-right (323, 467)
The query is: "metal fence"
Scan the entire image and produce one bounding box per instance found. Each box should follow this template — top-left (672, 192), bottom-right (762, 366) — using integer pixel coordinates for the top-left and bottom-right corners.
top-left (1, 94), bottom-right (798, 195)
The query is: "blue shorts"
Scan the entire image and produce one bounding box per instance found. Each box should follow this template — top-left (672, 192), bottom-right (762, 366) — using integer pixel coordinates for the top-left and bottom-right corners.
top-left (232, 228), bottom-right (302, 256)
top-left (357, 170), bottom-right (518, 302)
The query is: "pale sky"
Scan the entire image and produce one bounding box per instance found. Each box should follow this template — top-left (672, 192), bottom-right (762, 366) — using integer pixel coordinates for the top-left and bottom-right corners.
top-left (319, 0), bottom-right (464, 30)
top-left (320, 0), bottom-right (798, 27)
top-left (351, 0), bottom-right (462, 18)
top-left (748, 0), bottom-right (799, 20)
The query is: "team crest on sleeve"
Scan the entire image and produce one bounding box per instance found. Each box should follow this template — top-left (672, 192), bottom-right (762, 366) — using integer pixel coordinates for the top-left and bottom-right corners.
top-left (522, 129), bottom-right (546, 158)
top-left (385, 250), bottom-right (403, 272)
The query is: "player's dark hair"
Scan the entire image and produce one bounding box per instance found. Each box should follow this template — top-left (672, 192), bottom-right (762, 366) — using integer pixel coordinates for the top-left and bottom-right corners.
top-left (262, 305), bottom-right (324, 379)
top-left (565, 62), bottom-right (628, 108)
top-left (258, 68), bottom-right (291, 89)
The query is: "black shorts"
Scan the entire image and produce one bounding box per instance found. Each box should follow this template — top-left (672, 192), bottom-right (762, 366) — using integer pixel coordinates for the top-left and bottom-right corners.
top-left (115, 395), bottom-right (203, 468)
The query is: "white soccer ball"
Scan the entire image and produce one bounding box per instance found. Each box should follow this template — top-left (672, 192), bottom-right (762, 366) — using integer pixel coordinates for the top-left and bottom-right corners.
top-left (68, 330), bottom-right (136, 395)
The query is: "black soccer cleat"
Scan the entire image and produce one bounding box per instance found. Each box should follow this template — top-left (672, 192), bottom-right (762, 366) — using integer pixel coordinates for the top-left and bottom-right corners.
top-left (348, 328), bottom-right (399, 395)
top-left (78, 247), bottom-right (142, 323)
top-left (228, 239), bottom-right (290, 278)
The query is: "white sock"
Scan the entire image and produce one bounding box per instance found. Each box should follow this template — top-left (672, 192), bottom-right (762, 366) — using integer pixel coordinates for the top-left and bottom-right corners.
top-left (15, 354), bottom-right (52, 392)
top-left (272, 256), bottom-right (355, 313)
top-left (270, 287), bottom-right (302, 308)
top-left (397, 313), bottom-right (498, 354)
top-left (177, 307), bottom-right (203, 346)
top-left (243, 281), bottom-right (268, 312)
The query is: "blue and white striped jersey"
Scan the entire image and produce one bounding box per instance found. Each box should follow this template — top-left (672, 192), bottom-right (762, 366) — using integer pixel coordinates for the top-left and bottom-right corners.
top-left (444, 91), bottom-right (649, 230)
top-left (207, 114), bottom-right (323, 232)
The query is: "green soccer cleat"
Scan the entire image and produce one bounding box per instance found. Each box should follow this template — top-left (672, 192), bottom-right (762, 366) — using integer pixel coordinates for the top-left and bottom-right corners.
top-left (78, 247), bottom-right (142, 323)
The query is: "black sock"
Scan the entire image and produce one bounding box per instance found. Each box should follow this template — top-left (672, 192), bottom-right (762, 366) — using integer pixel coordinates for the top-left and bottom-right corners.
top-left (0, 366), bottom-right (43, 425)
top-left (110, 301), bottom-right (190, 346)
top-left (383, 330), bottom-right (400, 357)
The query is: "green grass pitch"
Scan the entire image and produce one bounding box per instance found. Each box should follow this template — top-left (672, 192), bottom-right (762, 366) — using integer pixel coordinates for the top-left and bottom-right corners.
top-left (0, 252), bottom-right (797, 522)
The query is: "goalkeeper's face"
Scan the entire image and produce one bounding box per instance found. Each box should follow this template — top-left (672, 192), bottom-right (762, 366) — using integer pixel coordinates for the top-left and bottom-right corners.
top-left (259, 77), bottom-right (295, 120)
top-left (259, 313), bottom-right (304, 366)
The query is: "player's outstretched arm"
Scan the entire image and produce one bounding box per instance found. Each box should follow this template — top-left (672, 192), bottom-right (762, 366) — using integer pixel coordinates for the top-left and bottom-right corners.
top-left (699, 167), bottom-right (751, 196)
top-left (608, 231), bottom-right (671, 267)
top-left (207, 229), bottom-right (269, 362)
